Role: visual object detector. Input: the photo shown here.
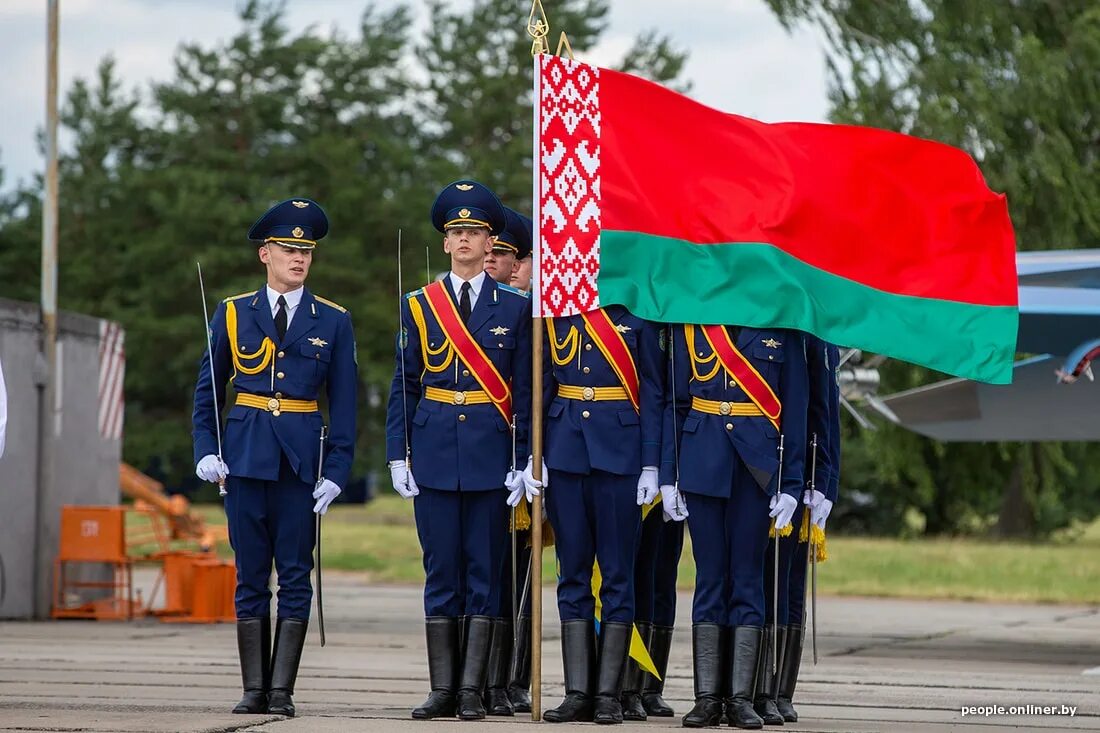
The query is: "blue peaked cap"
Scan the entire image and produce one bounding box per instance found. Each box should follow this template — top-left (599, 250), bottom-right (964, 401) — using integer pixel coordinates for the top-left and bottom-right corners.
top-left (430, 180), bottom-right (507, 235)
top-left (248, 198), bottom-right (329, 249)
top-left (492, 207), bottom-right (533, 259)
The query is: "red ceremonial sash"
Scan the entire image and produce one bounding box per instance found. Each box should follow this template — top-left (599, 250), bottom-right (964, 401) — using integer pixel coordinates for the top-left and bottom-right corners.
top-left (422, 281), bottom-right (512, 424)
top-left (581, 308), bottom-right (640, 412)
top-left (700, 325), bottom-right (782, 431)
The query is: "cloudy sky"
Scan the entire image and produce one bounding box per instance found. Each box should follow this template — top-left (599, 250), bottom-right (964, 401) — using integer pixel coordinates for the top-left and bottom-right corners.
top-left (0, 0), bottom-right (829, 190)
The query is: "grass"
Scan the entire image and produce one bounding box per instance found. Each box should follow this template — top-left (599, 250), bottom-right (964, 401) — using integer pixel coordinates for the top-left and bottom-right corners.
top-left (184, 496), bottom-right (1100, 604)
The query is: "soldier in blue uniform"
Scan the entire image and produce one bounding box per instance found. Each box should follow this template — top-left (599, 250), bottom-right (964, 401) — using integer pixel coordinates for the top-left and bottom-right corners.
top-left (192, 198), bottom-right (357, 717)
top-left (766, 336), bottom-right (841, 723)
top-left (385, 180), bottom-right (534, 721)
top-left (661, 324), bottom-right (807, 730)
top-left (481, 207), bottom-right (535, 717)
top-left (540, 304), bottom-right (679, 725)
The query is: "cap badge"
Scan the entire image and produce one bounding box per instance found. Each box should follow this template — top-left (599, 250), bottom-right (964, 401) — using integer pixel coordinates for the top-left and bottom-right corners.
top-left (292, 226), bottom-right (304, 238)
top-left (455, 184), bottom-right (474, 191)
top-left (291, 201), bottom-right (309, 208)
top-left (458, 208), bottom-right (471, 218)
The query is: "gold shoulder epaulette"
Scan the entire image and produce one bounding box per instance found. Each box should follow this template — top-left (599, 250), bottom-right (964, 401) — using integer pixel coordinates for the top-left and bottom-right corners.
top-left (222, 290), bottom-right (256, 303)
top-left (314, 295), bottom-right (347, 313)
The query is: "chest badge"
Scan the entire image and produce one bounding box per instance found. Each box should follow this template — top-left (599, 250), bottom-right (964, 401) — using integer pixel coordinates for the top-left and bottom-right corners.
top-left (490, 326), bottom-right (510, 336)
top-left (308, 337), bottom-right (329, 348)
top-left (762, 338), bottom-right (781, 349)
top-left (615, 324), bottom-right (632, 333)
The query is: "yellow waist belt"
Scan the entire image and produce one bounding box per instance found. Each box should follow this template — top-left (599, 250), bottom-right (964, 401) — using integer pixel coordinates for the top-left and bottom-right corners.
top-left (558, 385), bottom-right (629, 402)
top-left (424, 386), bottom-right (492, 405)
top-left (236, 393), bottom-right (319, 416)
top-left (691, 396), bottom-right (764, 417)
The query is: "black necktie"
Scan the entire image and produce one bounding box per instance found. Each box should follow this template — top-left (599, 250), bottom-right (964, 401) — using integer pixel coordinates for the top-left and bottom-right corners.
top-left (459, 281), bottom-right (472, 324)
top-left (275, 295), bottom-right (288, 340)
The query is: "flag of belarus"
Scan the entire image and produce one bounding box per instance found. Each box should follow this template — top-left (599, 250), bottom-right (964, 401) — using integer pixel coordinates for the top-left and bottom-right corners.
top-left (532, 55), bottom-right (1018, 384)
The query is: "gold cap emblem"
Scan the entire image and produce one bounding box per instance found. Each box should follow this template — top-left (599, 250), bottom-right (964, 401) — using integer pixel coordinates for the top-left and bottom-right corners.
top-left (291, 201), bottom-right (309, 208)
top-left (456, 184), bottom-right (474, 191)
top-left (292, 226), bottom-right (304, 238)
top-left (458, 208), bottom-right (471, 218)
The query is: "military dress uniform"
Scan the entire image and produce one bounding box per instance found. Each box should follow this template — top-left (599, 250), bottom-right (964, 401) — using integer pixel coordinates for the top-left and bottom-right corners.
top-left (385, 181), bottom-right (533, 721)
top-left (541, 306), bottom-right (666, 725)
top-left (662, 324), bottom-right (807, 729)
top-left (192, 199), bottom-right (357, 717)
top-left (765, 335), bottom-right (841, 723)
top-left (482, 207), bottom-right (536, 717)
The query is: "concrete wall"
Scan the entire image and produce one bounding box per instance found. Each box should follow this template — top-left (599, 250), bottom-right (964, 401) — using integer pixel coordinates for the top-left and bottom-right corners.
top-left (0, 298), bottom-right (122, 618)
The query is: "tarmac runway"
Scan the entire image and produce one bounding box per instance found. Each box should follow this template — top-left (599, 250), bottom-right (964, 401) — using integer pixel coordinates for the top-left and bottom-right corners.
top-left (1, 571), bottom-right (1097, 732)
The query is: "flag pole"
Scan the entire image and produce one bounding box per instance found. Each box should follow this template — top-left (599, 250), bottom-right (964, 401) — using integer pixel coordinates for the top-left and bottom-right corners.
top-left (527, 1), bottom-right (550, 721)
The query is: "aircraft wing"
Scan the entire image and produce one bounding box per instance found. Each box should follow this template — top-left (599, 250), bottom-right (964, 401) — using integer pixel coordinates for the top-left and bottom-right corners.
top-left (1018, 286), bottom-right (1100, 356)
top-left (881, 356), bottom-right (1100, 442)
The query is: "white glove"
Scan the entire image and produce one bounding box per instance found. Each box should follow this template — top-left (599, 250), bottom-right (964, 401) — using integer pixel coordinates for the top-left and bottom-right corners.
top-left (505, 469), bottom-right (527, 507)
top-left (389, 460), bottom-right (420, 499)
top-left (659, 483), bottom-right (689, 522)
top-left (636, 466), bottom-right (659, 505)
top-left (509, 457), bottom-right (546, 506)
top-left (769, 493), bottom-right (798, 531)
top-left (312, 478), bottom-right (342, 515)
top-left (803, 488), bottom-right (825, 509)
top-left (196, 454), bottom-right (229, 484)
top-left (811, 497), bottom-right (834, 530)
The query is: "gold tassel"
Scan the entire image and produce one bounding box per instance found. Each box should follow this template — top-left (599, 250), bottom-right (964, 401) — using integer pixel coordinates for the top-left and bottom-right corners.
top-left (811, 525), bottom-right (828, 562)
top-left (798, 506), bottom-right (810, 542)
top-left (768, 518), bottom-right (794, 538)
top-left (512, 499), bottom-right (532, 531)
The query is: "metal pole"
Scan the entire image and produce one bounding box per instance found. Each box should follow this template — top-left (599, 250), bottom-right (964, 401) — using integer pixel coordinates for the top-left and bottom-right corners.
top-left (34, 0), bottom-right (61, 619)
top-left (529, 316), bottom-right (544, 721)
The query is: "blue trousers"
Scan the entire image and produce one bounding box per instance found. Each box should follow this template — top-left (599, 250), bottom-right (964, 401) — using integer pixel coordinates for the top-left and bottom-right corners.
top-left (634, 509), bottom-right (685, 626)
top-left (546, 469), bottom-right (641, 623)
top-left (684, 459), bottom-right (772, 627)
top-left (225, 460), bottom-right (315, 620)
top-left (783, 502), bottom-right (811, 627)
top-left (414, 487), bottom-right (509, 618)
top-left (498, 530), bottom-right (534, 619)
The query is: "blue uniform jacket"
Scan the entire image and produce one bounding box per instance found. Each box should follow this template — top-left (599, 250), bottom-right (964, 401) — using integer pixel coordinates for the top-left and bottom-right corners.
top-left (805, 335), bottom-right (838, 498)
top-left (661, 325), bottom-right (808, 499)
top-left (192, 287), bottom-right (358, 489)
top-left (824, 341), bottom-right (842, 502)
top-left (385, 277), bottom-right (532, 491)
top-left (542, 306), bottom-right (664, 476)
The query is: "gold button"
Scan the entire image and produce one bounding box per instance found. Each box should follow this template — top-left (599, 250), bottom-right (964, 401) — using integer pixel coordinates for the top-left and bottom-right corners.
top-left (315, 354), bottom-right (320, 359)
top-left (719, 401), bottom-right (732, 416)
top-left (277, 371), bottom-right (285, 379)
top-left (583, 366), bottom-right (590, 374)
top-left (275, 392), bottom-right (283, 399)
top-left (458, 414), bottom-right (467, 422)
top-left (272, 410), bottom-right (281, 417)
top-left (585, 343), bottom-right (592, 351)
top-left (278, 351), bottom-right (285, 358)
top-left (698, 352), bottom-right (705, 357)
top-left (266, 398), bottom-right (280, 411)
top-left (463, 369), bottom-right (470, 376)
top-left (769, 355), bottom-right (774, 360)
top-left (498, 342), bottom-right (504, 347)
top-left (454, 391), bottom-right (466, 405)
top-left (582, 386), bottom-right (595, 401)
top-left (240, 346), bottom-right (247, 353)
top-left (725, 423), bottom-right (733, 431)
top-left (729, 380), bottom-right (737, 388)
top-left (582, 410), bottom-right (591, 419)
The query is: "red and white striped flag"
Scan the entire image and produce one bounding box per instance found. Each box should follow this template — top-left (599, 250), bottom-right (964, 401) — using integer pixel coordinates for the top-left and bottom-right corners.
top-left (97, 320), bottom-right (125, 441)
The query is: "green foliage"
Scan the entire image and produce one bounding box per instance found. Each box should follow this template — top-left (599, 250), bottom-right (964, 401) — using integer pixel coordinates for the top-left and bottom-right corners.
top-left (766, 0), bottom-right (1100, 537)
top-left (0, 0), bottom-right (687, 489)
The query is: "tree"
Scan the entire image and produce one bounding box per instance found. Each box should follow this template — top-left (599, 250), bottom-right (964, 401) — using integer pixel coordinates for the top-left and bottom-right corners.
top-left (766, 0), bottom-right (1100, 536)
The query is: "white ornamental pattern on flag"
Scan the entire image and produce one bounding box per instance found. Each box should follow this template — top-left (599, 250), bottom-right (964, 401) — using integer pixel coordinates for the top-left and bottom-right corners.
top-left (98, 320), bottom-right (125, 441)
top-left (535, 54), bottom-right (601, 318)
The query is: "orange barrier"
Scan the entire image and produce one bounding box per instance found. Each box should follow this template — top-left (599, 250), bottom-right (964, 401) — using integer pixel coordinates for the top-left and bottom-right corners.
top-left (52, 506), bottom-right (137, 621)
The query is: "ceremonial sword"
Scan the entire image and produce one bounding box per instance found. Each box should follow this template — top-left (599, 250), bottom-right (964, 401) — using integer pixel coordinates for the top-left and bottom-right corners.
top-left (196, 262), bottom-right (227, 498)
top-left (807, 433), bottom-right (818, 665)
top-left (315, 425), bottom-right (328, 647)
top-left (773, 433), bottom-right (784, 678)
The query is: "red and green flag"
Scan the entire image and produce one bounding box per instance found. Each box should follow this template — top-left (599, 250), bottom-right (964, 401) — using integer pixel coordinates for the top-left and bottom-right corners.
top-left (532, 55), bottom-right (1018, 384)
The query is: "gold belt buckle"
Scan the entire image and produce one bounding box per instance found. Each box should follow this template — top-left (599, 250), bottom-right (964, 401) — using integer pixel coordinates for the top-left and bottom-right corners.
top-left (267, 397), bottom-right (281, 417)
top-left (719, 401), bottom-right (732, 416)
top-left (582, 386), bottom-right (595, 401)
top-left (453, 391), bottom-right (467, 405)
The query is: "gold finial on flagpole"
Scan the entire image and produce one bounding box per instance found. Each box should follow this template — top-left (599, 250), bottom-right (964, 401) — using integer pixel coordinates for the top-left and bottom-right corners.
top-left (528, 0), bottom-right (550, 56)
top-left (555, 31), bottom-right (574, 60)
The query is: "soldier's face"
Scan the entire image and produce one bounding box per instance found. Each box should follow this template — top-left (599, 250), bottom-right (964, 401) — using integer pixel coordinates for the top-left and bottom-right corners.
top-left (484, 248), bottom-right (518, 284)
top-left (443, 227), bottom-right (492, 265)
top-left (259, 244), bottom-right (312, 291)
top-left (511, 255), bottom-right (532, 292)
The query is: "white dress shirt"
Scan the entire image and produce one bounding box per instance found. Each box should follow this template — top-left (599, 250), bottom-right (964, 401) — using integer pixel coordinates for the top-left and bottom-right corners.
top-left (266, 285), bottom-right (304, 330)
top-left (448, 270), bottom-right (487, 312)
